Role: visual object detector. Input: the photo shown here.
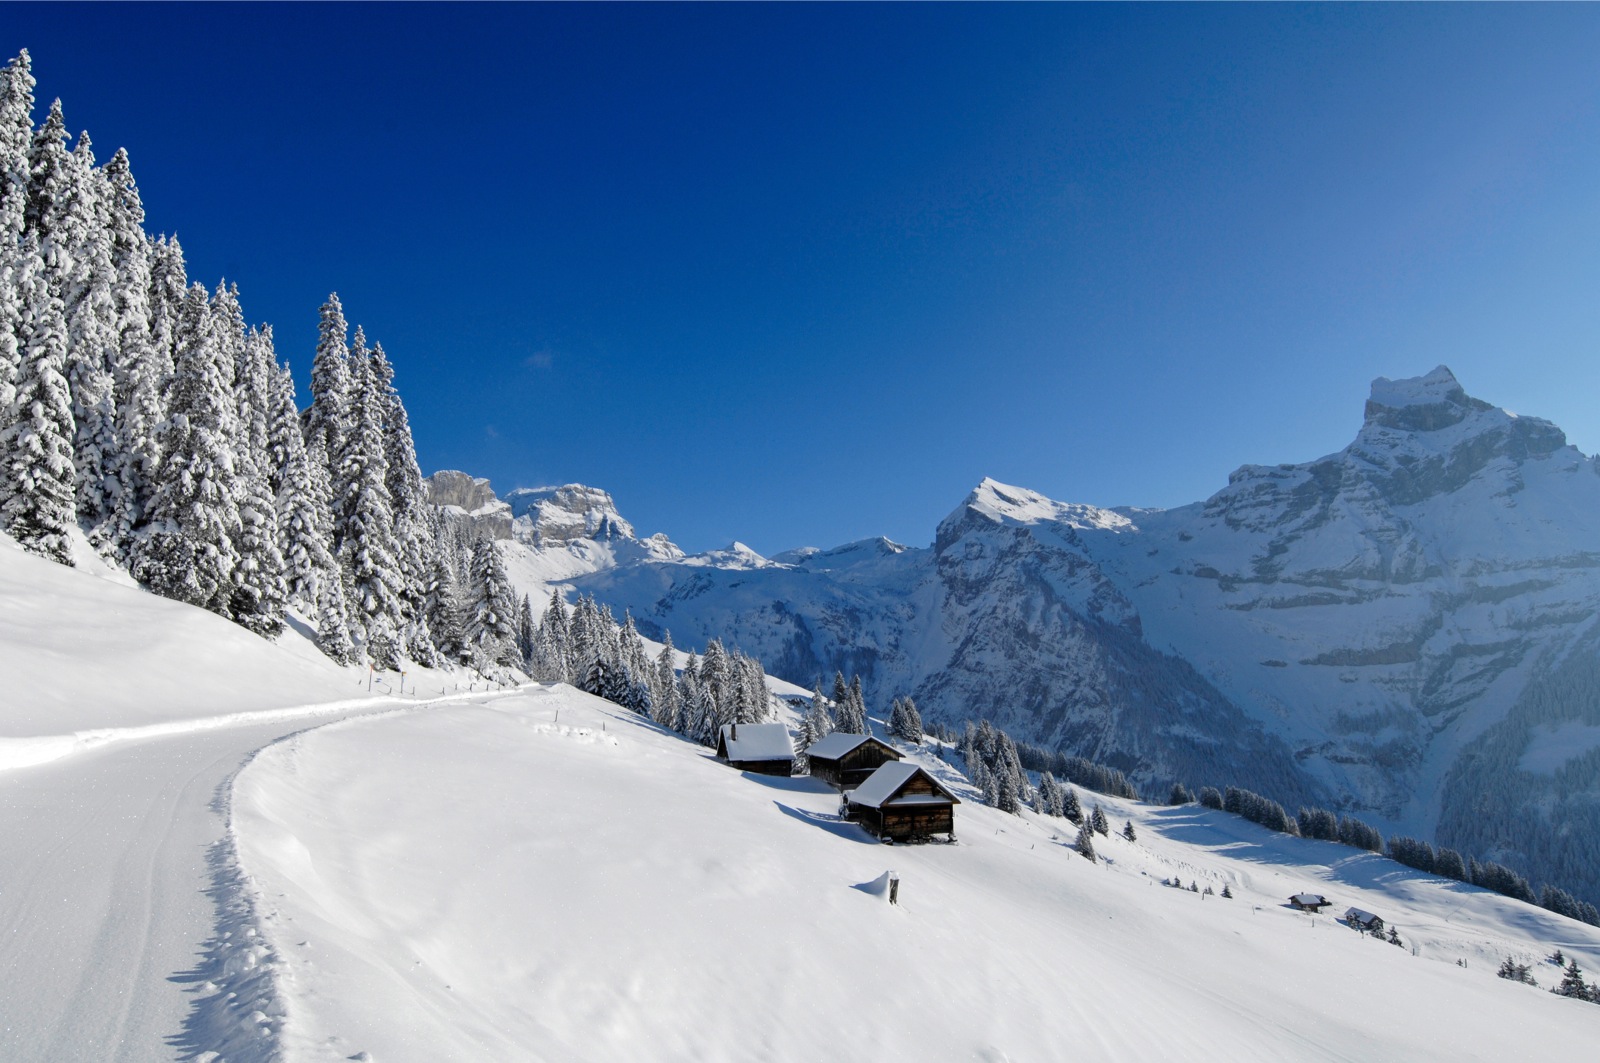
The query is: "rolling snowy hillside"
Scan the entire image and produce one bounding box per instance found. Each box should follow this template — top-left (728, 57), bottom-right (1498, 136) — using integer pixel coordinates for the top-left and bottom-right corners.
top-left (223, 683), bottom-right (1600, 1061)
top-left (476, 367), bottom-right (1600, 909)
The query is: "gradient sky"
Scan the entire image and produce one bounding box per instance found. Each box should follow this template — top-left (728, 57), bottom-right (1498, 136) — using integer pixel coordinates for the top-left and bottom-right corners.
top-left (6, 5), bottom-right (1600, 554)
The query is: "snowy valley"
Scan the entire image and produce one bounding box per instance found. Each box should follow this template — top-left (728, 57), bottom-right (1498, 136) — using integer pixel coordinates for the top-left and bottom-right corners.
top-left (476, 367), bottom-right (1600, 917)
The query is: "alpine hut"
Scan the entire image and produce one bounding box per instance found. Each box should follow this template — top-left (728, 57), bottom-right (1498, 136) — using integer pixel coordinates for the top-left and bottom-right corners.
top-left (1344, 907), bottom-right (1384, 933)
top-left (804, 732), bottom-right (902, 790)
top-left (715, 722), bottom-right (795, 776)
top-left (1288, 893), bottom-right (1331, 913)
top-left (844, 762), bottom-right (960, 842)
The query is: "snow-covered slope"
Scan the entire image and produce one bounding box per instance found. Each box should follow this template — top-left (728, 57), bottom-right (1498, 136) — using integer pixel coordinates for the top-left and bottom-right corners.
top-left (0, 529), bottom-right (388, 742)
top-left (493, 368), bottom-right (1600, 908)
top-left (229, 684), bottom-right (1600, 1062)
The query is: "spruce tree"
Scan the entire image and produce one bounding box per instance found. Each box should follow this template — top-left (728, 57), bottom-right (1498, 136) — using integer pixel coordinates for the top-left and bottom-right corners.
top-left (1074, 823), bottom-right (1096, 862)
top-left (463, 538), bottom-right (518, 668)
top-left (270, 364), bottom-right (335, 610)
top-left (1091, 804), bottom-right (1110, 836)
top-left (652, 634), bottom-right (681, 727)
top-left (131, 284), bottom-right (241, 610)
top-left (305, 294), bottom-right (350, 472)
top-left (1062, 786), bottom-right (1083, 825)
top-left (0, 238), bottom-right (76, 564)
top-left (1122, 820), bottom-right (1137, 842)
top-left (315, 573), bottom-right (355, 665)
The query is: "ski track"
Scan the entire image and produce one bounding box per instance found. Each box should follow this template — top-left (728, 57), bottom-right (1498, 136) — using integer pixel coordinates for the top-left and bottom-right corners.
top-left (0, 687), bottom-right (524, 1062)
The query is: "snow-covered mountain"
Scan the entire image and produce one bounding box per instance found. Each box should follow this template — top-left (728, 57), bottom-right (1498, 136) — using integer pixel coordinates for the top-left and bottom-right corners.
top-left (477, 367), bottom-right (1600, 905)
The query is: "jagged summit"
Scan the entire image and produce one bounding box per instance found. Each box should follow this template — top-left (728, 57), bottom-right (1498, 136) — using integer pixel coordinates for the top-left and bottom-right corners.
top-left (1363, 365), bottom-right (1495, 433)
top-left (504, 484), bottom-right (637, 543)
top-left (945, 477), bottom-right (1138, 535)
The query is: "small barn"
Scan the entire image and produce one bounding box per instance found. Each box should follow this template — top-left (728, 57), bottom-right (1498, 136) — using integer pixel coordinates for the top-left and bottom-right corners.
top-left (1288, 893), bottom-right (1332, 913)
top-left (844, 762), bottom-right (960, 842)
top-left (1344, 907), bottom-right (1384, 932)
top-left (715, 723), bottom-right (795, 776)
top-left (805, 733), bottom-right (902, 790)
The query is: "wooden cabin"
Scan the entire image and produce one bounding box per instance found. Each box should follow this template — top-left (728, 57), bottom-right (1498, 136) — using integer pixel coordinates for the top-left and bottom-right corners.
top-left (1288, 893), bottom-right (1331, 913)
top-left (845, 762), bottom-right (960, 842)
top-left (805, 733), bottom-right (902, 790)
top-left (715, 723), bottom-right (795, 776)
top-left (1344, 907), bottom-right (1384, 933)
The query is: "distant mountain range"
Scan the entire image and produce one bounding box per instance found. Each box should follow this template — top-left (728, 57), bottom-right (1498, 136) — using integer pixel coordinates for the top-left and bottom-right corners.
top-left (430, 366), bottom-right (1600, 904)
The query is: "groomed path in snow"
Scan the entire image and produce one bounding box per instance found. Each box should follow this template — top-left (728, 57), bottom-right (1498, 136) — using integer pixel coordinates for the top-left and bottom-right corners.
top-left (233, 684), bottom-right (1600, 1062)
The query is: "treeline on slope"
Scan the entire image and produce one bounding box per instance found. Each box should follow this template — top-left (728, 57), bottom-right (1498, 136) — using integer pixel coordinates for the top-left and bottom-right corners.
top-left (1182, 784), bottom-right (1600, 928)
top-left (1436, 631), bottom-right (1600, 920)
top-left (525, 592), bottom-right (778, 743)
top-left (0, 51), bottom-right (522, 675)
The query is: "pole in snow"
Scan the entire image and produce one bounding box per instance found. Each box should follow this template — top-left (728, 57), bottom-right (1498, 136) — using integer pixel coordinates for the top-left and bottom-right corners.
top-left (889, 872), bottom-right (900, 906)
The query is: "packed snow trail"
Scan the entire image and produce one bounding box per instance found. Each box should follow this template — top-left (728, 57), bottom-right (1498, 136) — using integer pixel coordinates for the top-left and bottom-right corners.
top-left (0, 693), bottom-right (512, 1063)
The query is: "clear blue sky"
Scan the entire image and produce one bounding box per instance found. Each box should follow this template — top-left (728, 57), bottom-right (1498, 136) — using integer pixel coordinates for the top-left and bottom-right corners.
top-left (7, 5), bottom-right (1600, 554)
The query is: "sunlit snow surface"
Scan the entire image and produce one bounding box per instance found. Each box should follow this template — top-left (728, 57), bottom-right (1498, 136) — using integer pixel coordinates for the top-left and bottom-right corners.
top-left (234, 685), bottom-right (1600, 1062)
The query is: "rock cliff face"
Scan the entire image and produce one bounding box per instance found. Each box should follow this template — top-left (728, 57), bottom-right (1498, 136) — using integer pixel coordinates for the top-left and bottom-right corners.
top-left (546, 368), bottom-right (1600, 904)
top-left (424, 470), bottom-right (513, 539)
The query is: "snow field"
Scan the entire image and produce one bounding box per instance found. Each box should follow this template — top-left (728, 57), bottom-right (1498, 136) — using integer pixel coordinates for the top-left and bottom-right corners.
top-left (232, 685), bottom-right (1600, 1062)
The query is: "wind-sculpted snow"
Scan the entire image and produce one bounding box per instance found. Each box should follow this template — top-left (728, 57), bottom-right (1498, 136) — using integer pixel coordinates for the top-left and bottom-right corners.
top-left (497, 368), bottom-right (1600, 909)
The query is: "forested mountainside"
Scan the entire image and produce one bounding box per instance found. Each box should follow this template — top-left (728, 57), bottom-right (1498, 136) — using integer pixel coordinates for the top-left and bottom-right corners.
top-left (0, 52), bottom-right (525, 675)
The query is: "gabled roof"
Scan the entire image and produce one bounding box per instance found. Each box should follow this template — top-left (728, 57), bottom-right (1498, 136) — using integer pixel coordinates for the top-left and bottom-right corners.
top-left (847, 762), bottom-right (960, 809)
top-left (805, 732), bottom-right (899, 761)
top-left (1344, 907), bottom-right (1382, 924)
top-left (717, 723), bottom-right (794, 762)
top-left (1291, 893), bottom-right (1329, 906)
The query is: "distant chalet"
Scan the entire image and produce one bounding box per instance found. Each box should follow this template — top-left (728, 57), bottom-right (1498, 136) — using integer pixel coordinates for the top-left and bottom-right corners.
top-left (805, 733), bottom-right (902, 790)
top-left (1344, 907), bottom-right (1384, 932)
top-left (1288, 893), bottom-right (1332, 913)
top-left (845, 762), bottom-right (960, 842)
top-left (715, 723), bottom-right (795, 776)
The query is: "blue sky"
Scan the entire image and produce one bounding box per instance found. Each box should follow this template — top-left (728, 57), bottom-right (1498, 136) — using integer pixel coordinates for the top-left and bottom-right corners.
top-left (7, 5), bottom-right (1600, 553)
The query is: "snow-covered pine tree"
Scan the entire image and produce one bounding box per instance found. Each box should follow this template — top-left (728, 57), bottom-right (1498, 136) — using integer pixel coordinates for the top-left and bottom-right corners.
top-left (676, 651), bottom-right (701, 734)
top-left (1091, 804), bottom-right (1110, 836)
top-left (997, 770), bottom-right (1020, 814)
top-left (333, 326), bottom-right (405, 665)
top-left (222, 309), bottom-right (286, 637)
top-left (1169, 782), bottom-right (1192, 805)
top-left (1074, 823), bottom-right (1097, 862)
top-left (423, 547), bottom-right (467, 667)
top-left (1040, 771), bottom-right (1065, 818)
top-left (315, 572), bottom-right (356, 666)
top-left (370, 340), bottom-right (433, 659)
top-left (1062, 786), bottom-right (1083, 825)
top-left (1122, 820), bottom-right (1137, 842)
top-left (651, 634), bottom-right (681, 728)
top-left (0, 237), bottom-right (76, 564)
top-left (269, 363), bottom-right (335, 610)
top-left (530, 589), bottom-right (569, 682)
top-left (0, 52), bottom-right (37, 419)
top-left (700, 639), bottom-right (731, 730)
top-left (807, 682), bottom-right (833, 741)
top-left (1558, 958), bottom-right (1589, 999)
top-left (101, 149), bottom-right (163, 557)
top-left (849, 674), bottom-right (868, 734)
top-left (517, 593), bottom-right (536, 666)
top-left (131, 283), bottom-right (241, 609)
top-left (463, 537), bottom-right (518, 669)
top-left (305, 294), bottom-right (351, 475)
top-left (899, 695), bottom-right (923, 743)
top-left (61, 133), bottom-right (120, 541)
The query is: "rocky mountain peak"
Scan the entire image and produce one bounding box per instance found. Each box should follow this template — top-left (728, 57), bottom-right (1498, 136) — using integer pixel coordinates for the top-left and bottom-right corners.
top-left (504, 484), bottom-right (638, 544)
top-left (1362, 365), bottom-right (1493, 433)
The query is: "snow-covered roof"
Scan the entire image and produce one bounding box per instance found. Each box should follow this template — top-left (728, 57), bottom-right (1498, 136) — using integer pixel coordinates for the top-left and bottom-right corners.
top-left (847, 762), bottom-right (958, 810)
top-left (805, 732), bottom-right (874, 760)
top-left (718, 723), bottom-right (793, 762)
top-left (1291, 893), bottom-right (1329, 906)
top-left (1345, 908), bottom-right (1382, 924)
